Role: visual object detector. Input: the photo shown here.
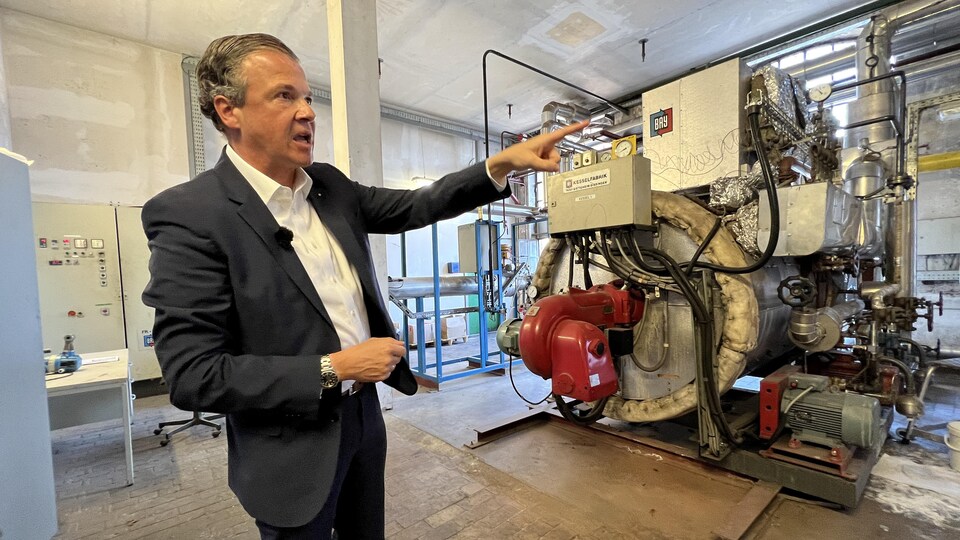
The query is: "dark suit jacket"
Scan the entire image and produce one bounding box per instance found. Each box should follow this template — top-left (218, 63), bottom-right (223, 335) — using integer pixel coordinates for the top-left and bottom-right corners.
top-left (141, 151), bottom-right (508, 526)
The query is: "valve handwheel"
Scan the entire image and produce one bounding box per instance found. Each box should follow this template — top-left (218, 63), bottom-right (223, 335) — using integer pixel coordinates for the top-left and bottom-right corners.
top-left (778, 276), bottom-right (816, 308)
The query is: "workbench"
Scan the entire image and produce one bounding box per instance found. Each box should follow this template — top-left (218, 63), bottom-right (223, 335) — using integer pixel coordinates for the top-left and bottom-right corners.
top-left (46, 348), bottom-right (133, 486)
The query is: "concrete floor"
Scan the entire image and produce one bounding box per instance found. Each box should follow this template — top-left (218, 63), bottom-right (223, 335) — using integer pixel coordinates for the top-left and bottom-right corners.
top-left (48, 336), bottom-right (960, 539)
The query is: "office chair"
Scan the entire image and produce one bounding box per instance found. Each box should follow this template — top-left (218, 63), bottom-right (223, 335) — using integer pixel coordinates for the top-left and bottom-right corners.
top-left (154, 411), bottom-right (224, 446)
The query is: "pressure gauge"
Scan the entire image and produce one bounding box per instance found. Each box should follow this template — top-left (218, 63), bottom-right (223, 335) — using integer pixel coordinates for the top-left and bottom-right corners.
top-left (526, 284), bottom-right (539, 299)
top-left (808, 83), bottom-right (833, 103)
top-left (598, 150), bottom-right (612, 162)
top-left (611, 135), bottom-right (637, 159)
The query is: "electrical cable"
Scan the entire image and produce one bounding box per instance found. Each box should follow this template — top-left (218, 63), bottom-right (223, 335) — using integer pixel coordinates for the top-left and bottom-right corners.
top-left (684, 213), bottom-right (725, 277)
top-left (507, 354), bottom-right (551, 406)
top-left (783, 385), bottom-right (815, 415)
top-left (629, 298), bottom-right (669, 372)
top-left (627, 111), bottom-right (780, 278)
top-left (581, 234), bottom-right (593, 289)
top-left (554, 394), bottom-right (609, 425)
top-left (628, 238), bottom-right (742, 444)
top-left (767, 384), bottom-right (815, 445)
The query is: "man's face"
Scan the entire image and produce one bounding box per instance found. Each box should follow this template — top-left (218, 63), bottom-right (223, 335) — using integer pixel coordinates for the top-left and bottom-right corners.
top-left (222, 50), bottom-right (315, 184)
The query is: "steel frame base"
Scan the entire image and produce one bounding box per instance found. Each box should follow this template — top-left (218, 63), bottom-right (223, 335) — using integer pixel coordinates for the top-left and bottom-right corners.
top-left (470, 405), bottom-right (892, 508)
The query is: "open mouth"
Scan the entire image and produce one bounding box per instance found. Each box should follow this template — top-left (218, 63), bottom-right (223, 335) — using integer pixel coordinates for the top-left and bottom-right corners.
top-left (293, 133), bottom-right (312, 144)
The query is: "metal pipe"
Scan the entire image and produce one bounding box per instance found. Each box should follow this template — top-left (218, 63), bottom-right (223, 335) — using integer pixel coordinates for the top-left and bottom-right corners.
top-left (898, 337), bottom-right (929, 366)
top-left (898, 195), bottom-right (917, 298)
top-left (780, 1), bottom-right (960, 83)
top-left (937, 347), bottom-right (960, 359)
top-left (862, 281), bottom-right (901, 308)
top-left (388, 274), bottom-right (529, 299)
top-left (474, 202), bottom-right (541, 218)
top-left (879, 355), bottom-right (917, 393)
top-left (919, 151), bottom-right (960, 172)
top-left (788, 300), bottom-right (866, 352)
top-left (885, 0), bottom-right (960, 32)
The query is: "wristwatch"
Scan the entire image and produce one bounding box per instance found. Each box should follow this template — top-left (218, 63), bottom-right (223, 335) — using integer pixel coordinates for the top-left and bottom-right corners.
top-left (319, 355), bottom-right (340, 389)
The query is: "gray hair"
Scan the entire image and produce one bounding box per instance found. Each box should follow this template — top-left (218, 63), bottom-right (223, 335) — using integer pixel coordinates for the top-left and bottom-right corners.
top-left (196, 33), bottom-right (299, 132)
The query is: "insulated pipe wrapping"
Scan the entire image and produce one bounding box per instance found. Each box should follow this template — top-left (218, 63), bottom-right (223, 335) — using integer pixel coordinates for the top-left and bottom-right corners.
top-left (603, 192), bottom-right (761, 422)
top-left (788, 299), bottom-right (866, 352)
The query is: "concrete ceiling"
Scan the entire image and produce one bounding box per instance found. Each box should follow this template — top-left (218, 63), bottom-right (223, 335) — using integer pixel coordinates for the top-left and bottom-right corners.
top-left (0, 0), bottom-right (877, 134)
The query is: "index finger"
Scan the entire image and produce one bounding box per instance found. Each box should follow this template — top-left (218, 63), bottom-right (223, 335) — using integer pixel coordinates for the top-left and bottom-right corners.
top-left (539, 119), bottom-right (590, 144)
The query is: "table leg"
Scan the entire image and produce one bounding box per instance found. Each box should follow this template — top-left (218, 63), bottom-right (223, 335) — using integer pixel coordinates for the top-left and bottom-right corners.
top-left (122, 384), bottom-right (134, 486)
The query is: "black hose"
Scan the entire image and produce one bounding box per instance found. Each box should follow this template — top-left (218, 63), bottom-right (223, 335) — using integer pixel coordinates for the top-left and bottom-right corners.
top-left (566, 236), bottom-right (575, 290)
top-left (685, 213), bottom-right (724, 277)
top-left (683, 111), bottom-right (778, 274)
top-left (582, 235), bottom-right (593, 289)
top-left (632, 111), bottom-right (780, 278)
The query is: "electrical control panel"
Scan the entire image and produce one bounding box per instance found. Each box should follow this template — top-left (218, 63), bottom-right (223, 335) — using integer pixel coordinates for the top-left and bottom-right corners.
top-left (457, 222), bottom-right (501, 274)
top-left (546, 154), bottom-right (652, 235)
top-left (32, 203), bottom-right (125, 355)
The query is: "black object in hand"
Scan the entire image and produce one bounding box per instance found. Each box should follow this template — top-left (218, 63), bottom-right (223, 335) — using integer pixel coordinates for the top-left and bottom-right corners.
top-left (275, 226), bottom-right (295, 250)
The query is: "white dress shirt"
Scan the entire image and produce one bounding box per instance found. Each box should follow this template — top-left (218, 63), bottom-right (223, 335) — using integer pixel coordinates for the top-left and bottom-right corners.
top-left (226, 146), bottom-right (507, 392)
top-left (227, 146), bottom-right (368, 391)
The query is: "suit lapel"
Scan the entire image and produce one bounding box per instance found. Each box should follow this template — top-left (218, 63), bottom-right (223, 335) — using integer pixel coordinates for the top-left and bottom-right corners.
top-left (214, 154), bottom-right (335, 330)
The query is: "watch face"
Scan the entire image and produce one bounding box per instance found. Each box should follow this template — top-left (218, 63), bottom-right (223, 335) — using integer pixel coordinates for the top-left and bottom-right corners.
top-left (320, 356), bottom-right (339, 388)
top-left (321, 370), bottom-right (339, 389)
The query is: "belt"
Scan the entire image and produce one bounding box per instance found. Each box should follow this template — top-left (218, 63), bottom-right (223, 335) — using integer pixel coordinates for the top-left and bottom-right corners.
top-left (343, 381), bottom-right (364, 397)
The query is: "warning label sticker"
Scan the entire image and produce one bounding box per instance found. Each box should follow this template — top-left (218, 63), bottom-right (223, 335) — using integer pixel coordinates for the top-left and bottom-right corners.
top-left (563, 169), bottom-right (610, 193)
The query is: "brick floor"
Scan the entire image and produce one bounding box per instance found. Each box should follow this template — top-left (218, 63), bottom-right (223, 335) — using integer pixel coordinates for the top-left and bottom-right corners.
top-left (50, 394), bottom-right (636, 539)
top-left (49, 373), bottom-right (960, 540)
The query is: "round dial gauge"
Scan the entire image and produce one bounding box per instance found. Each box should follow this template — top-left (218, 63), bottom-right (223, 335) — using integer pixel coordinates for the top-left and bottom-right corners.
top-left (526, 284), bottom-right (539, 299)
top-left (598, 151), bottom-right (612, 162)
top-left (808, 83), bottom-right (833, 103)
top-left (614, 139), bottom-right (634, 158)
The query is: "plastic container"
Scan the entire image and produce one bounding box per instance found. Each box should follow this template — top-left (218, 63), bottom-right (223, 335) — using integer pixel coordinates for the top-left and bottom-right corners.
top-left (946, 421), bottom-right (960, 471)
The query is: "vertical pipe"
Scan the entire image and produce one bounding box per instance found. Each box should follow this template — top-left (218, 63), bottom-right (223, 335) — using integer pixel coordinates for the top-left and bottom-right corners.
top-left (899, 196), bottom-right (916, 298)
top-left (415, 296), bottom-right (426, 373)
top-left (400, 232), bottom-right (410, 352)
top-left (476, 222), bottom-right (489, 367)
top-left (432, 223), bottom-right (443, 380)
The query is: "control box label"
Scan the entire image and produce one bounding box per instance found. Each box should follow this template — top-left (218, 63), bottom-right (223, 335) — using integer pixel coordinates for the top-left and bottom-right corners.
top-left (141, 330), bottom-right (155, 350)
top-left (563, 169), bottom-right (610, 193)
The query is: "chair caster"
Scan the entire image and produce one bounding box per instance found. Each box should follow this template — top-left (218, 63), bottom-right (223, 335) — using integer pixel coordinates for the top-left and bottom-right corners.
top-left (153, 428), bottom-right (162, 435)
top-left (160, 438), bottom-right (170, 447)
top-left (212, 430), bottom-right (221, 438)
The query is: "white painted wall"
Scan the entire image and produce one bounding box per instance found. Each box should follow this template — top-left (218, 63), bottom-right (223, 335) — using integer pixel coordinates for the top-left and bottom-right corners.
top-left (2, 9), bottom-right (486, 333)
top-left (1, 10), bottom-right (190, 204)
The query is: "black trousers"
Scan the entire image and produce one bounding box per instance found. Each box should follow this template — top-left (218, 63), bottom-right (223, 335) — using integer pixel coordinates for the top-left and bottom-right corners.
top-left (256, 386), bottom-right (387, 540)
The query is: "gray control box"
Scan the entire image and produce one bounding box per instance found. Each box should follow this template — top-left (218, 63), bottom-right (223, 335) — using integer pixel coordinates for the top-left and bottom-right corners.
top-left (546, 154), bottom-right (652, 235)
top-left (457, 222), bottom-right (500, 274)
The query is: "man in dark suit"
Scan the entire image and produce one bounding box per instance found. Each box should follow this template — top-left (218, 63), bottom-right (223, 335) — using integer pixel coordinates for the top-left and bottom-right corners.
top-left (142, 33), bottom-right (586, 539)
